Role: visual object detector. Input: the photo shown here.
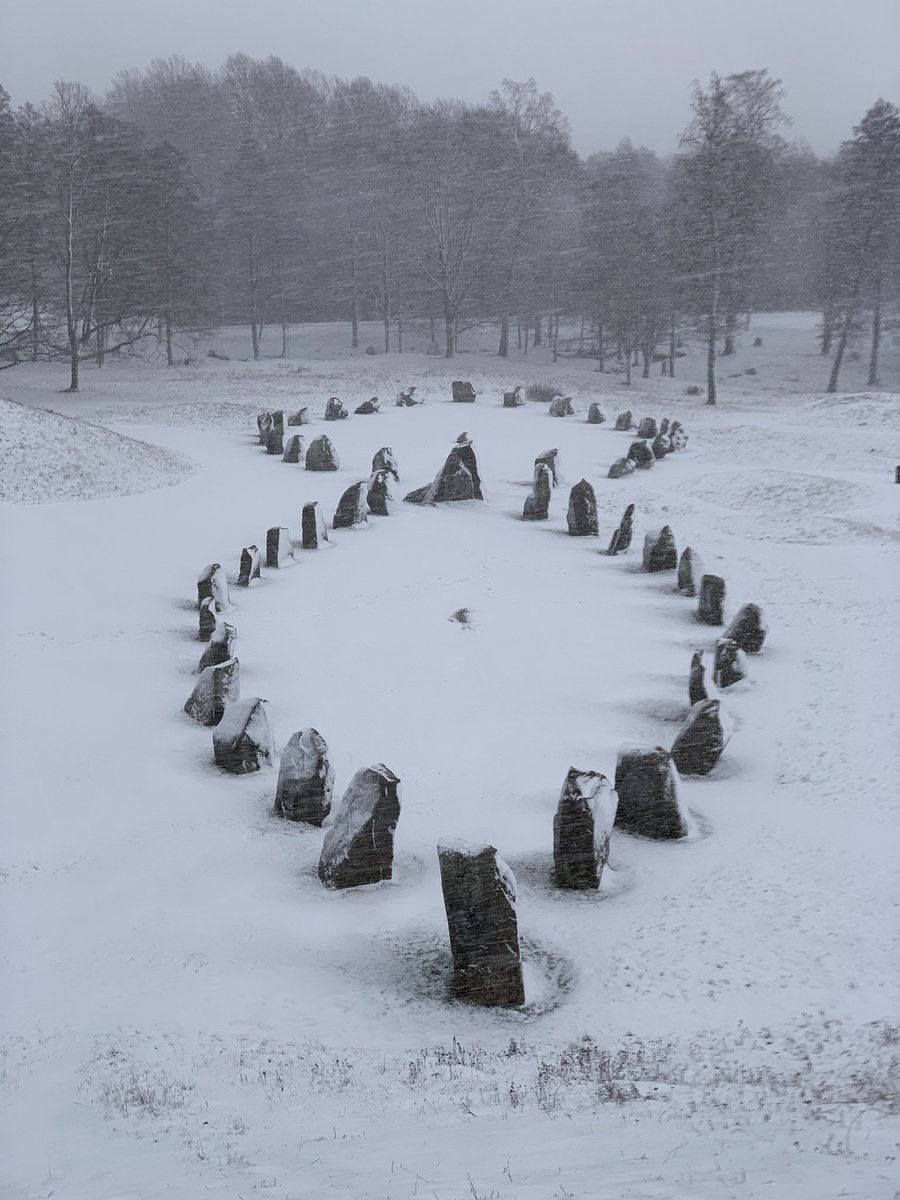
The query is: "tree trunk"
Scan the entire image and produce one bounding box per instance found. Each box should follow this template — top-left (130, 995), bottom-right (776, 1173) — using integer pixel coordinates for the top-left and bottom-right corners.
top-left (96, 323), bottom-right (105, 368)
top-left (552, 312), bottom-right (559, 363)
top-left (668, 313), bottom-right (676, 379)
top-left (706, 309), bottom-right (718, 404)
top-left (454, 316), bottom-right (459, 355)
top-left (867, 277), bottom-right (882, 387)
top-left (444, 309), bottom-right (454, 359)
top-left (625, 344), bottom-right (632, 386)
top-left (826, 309), bottom-right (854, 393)
top-left (820, 309), bottom-right (833, 355)
top-left (429, 314), bottom-right (436, 342)
top-left (723, 311), bottom-right (737, 355)
top-left (64, 186), bottom-right (79, 393)
top-left (383, 314), bottom-right (390, 354)
top-left (165, 308), bottom-right (174, 366)
top-left (524, 329), bottom-right (529, 356)
top-left (516, 316), bottom-right (522, 350)
top-left (579, 315), bottom-right (585, 356)
top-left (596, 321), bottom-right (604, 373)
top-left (533, 314), bottom-right (542, 346)
top-left (498, 313), bottom-right (509, 357)
top-left (641, 345), bottom-right (650, 378)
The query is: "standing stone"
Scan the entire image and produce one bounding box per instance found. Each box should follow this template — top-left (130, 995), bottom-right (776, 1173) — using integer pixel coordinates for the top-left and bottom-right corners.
top-left (274, 728), bottom-right (334, 825)
top-left (198, 563), bottom-right (230, 612)
top-left (607, 503), bottom-right (635, 554)
top-left (452, 380), bottom-right (477, 402)
top-left (372, 447), bottom-right (399, 481)
top-left (437, 840), bottom-right (525, 1007)
top-left (435, 453), bottom-right (475, 501)
top-left (287, 407), bottom-right (310, 426)
top-left (643, 526), bottom-right (678, 572)
top-left (534, 448), bottom-right (562, 486)
top-left (713, 637), bottom-right (748, 689)
top-left (367, 470), bottom-right (392, 516)
top-left (396, 386), bottom-right (419, 406)
top-left (198, 596), bottom-right (218, 641)
top-left (306, 434), bottom-right (340, 471)
top-left (266, 527), bottom-right (293, 568)
top-left (677, 547), bottom-right (703, 596)
top-left (318, 764), bottom-right (400, 888)
top-left (587, 402), bottom-right (604, 424)
top-left (257, 411), bottom-right (274, 444)
top-left (614, 746), bottom-right (690, 839)
top-left (265, 428), bottom-right (284, 455)
top-left (549, 394), bottom-right (574, 417)
top-left (403, 484), bottom-right (432, 505)
top-left (213, 697), bottom-right (274, 774)
top-left (333, 481), bottom-right (368, 530)
top-left (614, 410), bottom-right (634, 431)
top-left (637, 416), bottom-right (658, 440)
top-left (670, 698), bottom-right (733, 775)
top-left (608, 457), bottom-right (636, 479)
top-left (697, 574), bottom-right (726, 624)
top-left (236, 545), bottom-right (261, 587)
top-left (553, 768), bottom-right (619, 890)
top-left (669, 423), bottom-right (688, 451)
top-left (523, 462), bottom-right (552, 520)
top-left (301, 500), bottom-right (329, 549)
top-left (567, 479), bottom-right (599, 536)
top-left (503, 386), bottom-right (525, 407)
top-left (627, 440), bottom-right (655, 469)
top-left (271, 411), bottom-right (285, 435)
top-left (324, 397), bottom-right (348, 421)
top-left (282, 434), bottom-right (304, 463)
top-left (355, 397), bottom-right (380, 414)
top-left (184, 657), bottom-right (240, 726)
top-left (660, 418), bottom-right (670, 435)
top-left (725, 604), bottom-right (767, 653)
top-left (651, 433), bottom-right (670, 459)
top-left (198, 616), bottom-right (236, 672)
top-left (453, 442), bottom-right (483, 498)
top-left (689, 649), bottom-right (716, 706)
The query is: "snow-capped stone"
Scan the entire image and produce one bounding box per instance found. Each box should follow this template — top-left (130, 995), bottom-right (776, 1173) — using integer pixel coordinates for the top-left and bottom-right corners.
top-left (608, 456), bottom-right (635, 479)
top-left (184, 657), bottom-right (240, 727)
top-left (652, 433), bottom-right (670, 459)
top-left (213, 697), bottom-right (274, 774)
top-left (567, 479), bottom-right (599, 536)
top-left (643, 526), bottom-right (678, 572)
top-left (677, 547), bottom-right (703, 596)
top-left (534, 447), bottom-right (561, 486)
top-left (301, 500), bottom-right (329, 549)
top-left (628, 440), bottom-right (655, 469)
top-left (637, 417), bottom-right (658, 439)
top-left (355, 397), bottom-right (380, 414)
top-left (553, 767), bottom-right (618, 890)
top-left (287, 407), bottom-right (310, 426)
top-left (614, 410), bottom-right (634, 431)
top-left (725, 603), bottom-right (768, 653)
top-left (306, 434), bottom-right (340, 471)
top-left (451, 380), bottom-right (477, 402)
top-left (265, 428), bottom-right (284, 455)
top-left (713, 637), bottom-right (748, 689)
top-left (372, 447), bottom-right (399, 481)
top-left (503, 386), bottom-right (525, 407)
top-left (257, 411), bottom-right (273, 444)
top-left (670, 698), bottom-right (733, 775)
top-left (333, 481), bottom-right (368, 530)
top-left (396, 386), bottom-right (419, 406)
top-left (198, 615), bottom-right (236, 672)
top-left (275, 728), bottom-right (334, 825)
top-left (318, 764), bottom-right (401, 888)
top-left (607, 503), bottom-right (635, 554)
top-left (197, 562), bottom-right (229, 612)
top-left (697, 574), bottom-right (726, 625)
top-left (523, 462), bottom-right (552, 521)
top-left (236, 545), bottom-right (261, 587)
top-left (549, 394), bottom-right (574, 417)
top-left (282, 434), bottom-right (304, 463)
top-left (270, 411), bottom-right (285, 435)
top-left (614, 745), bottom-right (690, 839)
top-left (367, 471), bottom-right (392, 516)
top-left (266, 527), bottom-right (293, 568)
top-left (324, 397), bottom-right (348, 421)
top-left (198, 596), bottom-right (218, 641)
top-left (689, 649), bottom-right (717, 706)
top-left (587, 402), bottom-right (604, 424)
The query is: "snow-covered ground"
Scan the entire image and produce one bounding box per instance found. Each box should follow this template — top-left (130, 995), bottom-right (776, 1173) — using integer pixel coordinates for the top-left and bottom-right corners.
top-left (1, 314), bottom-right (898, 1198)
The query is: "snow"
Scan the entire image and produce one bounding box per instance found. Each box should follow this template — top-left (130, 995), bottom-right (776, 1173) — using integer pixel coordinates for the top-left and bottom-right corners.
top-left (1, 313), bottom-right (898, 1198)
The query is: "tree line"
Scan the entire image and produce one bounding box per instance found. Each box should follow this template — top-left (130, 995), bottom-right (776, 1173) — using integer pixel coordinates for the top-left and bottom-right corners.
top-left (0, 58), bottom-right (897, 398)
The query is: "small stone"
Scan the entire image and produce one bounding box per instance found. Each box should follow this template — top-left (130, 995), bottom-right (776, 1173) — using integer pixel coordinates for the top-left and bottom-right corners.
top-left (725, 603), bottom-right (767, 653)
top-left (306, 434), bottom-right (340, 471)
top-left (403, 485), bottom-right (432, 505)
top-left (274, 728), bottom-right (334, 825)
top-left (333, 481), bottom-right (368, 530)
top-left (301, 500), bottom-right (329, 549)
top-left (396, 386), bottom-right (419, 406)
top-left (437, 839), bottom-right (524, 1007)
top-left (608, 456), bottom-right (636, 479)
top-left (367, 471), bottom-right (392, 516)
top-left (567, 479), bottom-right (599, 536)
top-left (713, 637), bottom-right (747, 688)
top-left (553, 767), bottom-right (618, 890)
top-left (198, 596), bottom-right (218, 641)
top-left (287, 407), bottom-right (310, 426)
top-left (549, 394), bottom-right (574, 417)
top-left (614, 410), bottom-right (634, 431)
top-left (697, 574), bottom-right (726, 625)
top-left (236, 545), bottom-right (261, 587)
top-left (689, 649), bottom-right (716, 706)
top-left (257, 411), bottom-right (273, 444)
top-left (607, 503), bottom-right (635, 554)
top-left (197, 563), bottom-right (229, 612)
top-left (324, 397), bottom-right (349, 421)
top-left (643, 526), bottom-right (677, 572)
top-left (660, 418), bottom-right (670, 435)
top-left (637, 417), bottom-right (658, 439)
top-left (213, 697), bottom-right (274, 774)
top-left (282, 434), bottom-right (304, 463)
top-left (451, 380), bottom-right (477, 402)
top-left (669, 423), bottom-right (688, 450)
top-left (184, 657), bottom-right (240, 726)
top-left (523, 462), bottom-right (551, 520)
top-left (266, 527), bottom-right (293, 568)
top-left (670, 698), bottom-right (733, 775)
top-left (685, 385), bottom-right (703, 396)
top-left (503, 386), bottom-right (525, 407)
top-left (627, 440), bottom-right (655, 469)
top-left (651, 433), bottom-right (670, 459)
top-left (614, 745), bottom-right (690, 839)
top-left (318, 764), bottom-right (401, 888)
top-left (587, 402), bottom-right (604, 424)
top-left (198, 616), bottom-right (237, 672)
top-left (355, 397), bottom-right (380, 414)
top-left (534, 448), bottom-right (561, 486)
top-left (265, 428), bottom-right (284, 455)
top-left (677, 547), bottom-right (703, 596)
top-left (372, 447), bottom-right (399, 481)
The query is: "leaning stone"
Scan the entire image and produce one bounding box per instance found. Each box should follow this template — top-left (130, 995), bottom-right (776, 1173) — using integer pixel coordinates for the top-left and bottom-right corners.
top-left (306, 434), bottom-right (340, 471)
top-left (614, 746), bottom-right (690, 839)
top-left (534, 448), bottom-right (561, 486)
top-left (677, 547), bottom-right (703, 596)
top-left (627, 440), bottom-right (655, 469)
top-left (689, 649), bottom-right (716, 706)
top-left (670, 698), bottom-right (733, 775)
top-left (184, 657), bottom-right (240, 727)
top-left (451, 380), bottom-right (477, 402)
top-left (372, 447), bottom-right (399, 481)
top-left (437, 839), bottom-right (525, 1007)
top-left (608, 456), bottom-right (635, 479)
top-left (637, 416), bottom-right (658, 440)
top-left (697, 574), bottom-right (726, 624)
top-left (236, 545), bottom-right (261, 587)
top-left (607, 503), bottom-right (635, 554)
top-left (367, 471), bottom-right (392, 516)
top-left (587, 402), bottom-right (604, 424)
top-left (503, 386), bottom-right (525, 407)
top-left (651, 433), bottom-right (670, 459)
top-left (614, 410), bottom-right (634, 431)
top-left (257, 411), bottom-right (273, 444)
top-left (725, 604), bottom-right (767, 653)
top-left (567, 479), bottom-right (599, 536)
top-left (301, 500), bottom-right (329, 549)
top-left (396, 386), bottom-right (419, 406)
top-left (403, 484), bottom-right (432, 505)
top-left (282, 434), bottom-right (304, 463)
top-left (213, 697), bottom-right (274, 774)
top-left (355, 397), bottom-right (380, 414)
top-left (198, 596), bottom-right (218, 641)
top-left (643, 526), bottom-right (678, 572)
top-left (553, 768), bottom-right (618, 890)
top-left (523, 462), bottom-right (552, 520)
top-left (287, 408), bottom-right (309, 426)
top-left (197, 563), bottom-right (230, 612)
top-left (549, 394), bottom-right (574, 417)
top-left (198, 617), bottom-right (236, 672)
top-left (274, 728), bottom-right (334, 825)
top-left (714, 637), bottom-right (748, 689)
top-left (266, 527), bottom-right (293, 568)
top-left (333, 481), bottom-right (368, 530)
top-left (324, 397), bottom-right (348, 421)
top-left (318, 764), bottom-right (401, 888)
top-left (265, 428), bottom-right (284, 455)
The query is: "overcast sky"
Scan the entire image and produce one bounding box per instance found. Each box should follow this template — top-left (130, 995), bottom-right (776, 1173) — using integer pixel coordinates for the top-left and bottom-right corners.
top-left (2, 0), bottom-right (897, 156)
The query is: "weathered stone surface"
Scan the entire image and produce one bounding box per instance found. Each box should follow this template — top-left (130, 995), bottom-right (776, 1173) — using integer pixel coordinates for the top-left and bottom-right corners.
top-left (452, 380), bottom-right (477, 402)
top-left (651, 433), bottom-right (670, 459)
top-left (614, 746), bottom-right (689, 839)
top-left (416, 444), bottom-right (483, 504)
top-left (266, 527), bottom-right (293, 568)
top-left (587, 402), bottom-right (604, 424)
top-left (305, 434), bottom-right (340, 471)
top-left (523, 462), bottom-right (552, 520)
top-left (689, 649), bottom-right (716, 706)
top-left (549, 394), bottom-right (575, 417)
top-left (677, 547), bottom-right (703, 596)
top-left (282, 434), bottom-right (304, 463)
top-left (271, 411), bottom-right (285, 435)
top-left (608, 456), bottom-right (635, 479)
top-left (355, 397), bottom-right (380, 414)
top-left (438, 840), bottom-right (525, 1007)
top-left (614, 410), bottom-right (634, 431)
top-left (257, 411), bottom-right (273, 444)
top-left (668, 422), bottom-right (688, 450)
top-left (725, 603), bottom-right (767, 653)
top-left (453, 443), bottom-right (483, 498)
top-left (534, 448), bottom-right (561, 486)
top-left (553, 768), bottom-right (618, 890)
top-left (324, 397), bottom-right (349, 421)
top-left (607, 503), bottom-right (635, 554)
top-left (213, 697), bottom-right (274, 774)
top-left (670, 698), bottom-right (733, 775)
top-left (713, 637), bottom-right (748, 689)
top-left (403, 484), bottom-right (432, 505)
top-left (396, 386), bottom-right (419, 406)
top-left (184, 657), bottom-right (240, 726)
top-left (643, 526), bottom-right (678, 572)
top-left (197, 563), bottom-right (229, 612)
top-left (567, 479), bottom-right (599, 536)
top-left (333, 481), bottom-right (368, 529)
top-left (236, 545), bottom-right (261, 587)
top-left (659, 418), bottom-right (670, 435)
top-left (697, 574), bottom-right (726, 625)
top-left (456, 431), bottom-right (472, 444)
top-left (301, 500), bottom-right (329, 549)
top-left (265, 428), bottom-right (284, 455)
top-left (503, 386), bottom-right (525, 407)
top-left (318, 764), bottom-right (400, 888)
top-left (627, 440), bottom-right (655, 469)
top-left (287, 407), bottom-right (310, 426)
top-left (372, 446), bottom-right (399, 481)
top-left (198, 616), bottom-right (236, 672)
top-left (198, 596), bottom-right (217, 641)
top-left (274, 728), bottom-right (334, 825)
top-left (367, 470), bottom-right (392, 516)
top-left (637, 417), bottom-right (658, 440)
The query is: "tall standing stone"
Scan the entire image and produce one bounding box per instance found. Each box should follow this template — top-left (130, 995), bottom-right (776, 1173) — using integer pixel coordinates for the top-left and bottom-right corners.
top-left (265, 428), bottom-right (284, 455)
top-left (725, 604), bottom-right (768, 653)
top-left (627, 440), bottom-right (655, 469)
top-left (306, 434), bottom-right (340, 471)
top-left (333, 482), bottom-right (368, 529)
top-left (587, 402), bottom-right (605, 424)
top-left (567, 479), bottom-right (599, 536)
top-left (301, 500), bottom-right (329, 549)
top-left (372, 446), bottom-right (399, 481)
top-left (257, 411), bottom-right (273, 444)
top-left (266, 527), bottom-right (293, 567)
top-left (367, 470), bottom-right (392, 516)
top-left (270, 411), bottom-right (285, 435)
top-left (282, 433), bottom-right (304, 463)
top-left (184, 657), bottom-right (240, 726)
top-left (198, 616), bottom-right (236, 672)
top-left (607, 503), bottom-right (635, 554)
top-left (318, 765), bottom-right (400, 888)
top-left (437, 840), bottom-right (525, 1007)
top-left (534, 448), bottom-right (561, 486)
top-left (274, 728), bottom-right (334, 825)
top-left (198, 563), bottom-right (230, 612)
top-left (451, 380), bottom-right (477, 402)
top-left (713, 637), bottom-right (747, 689)
top-left (453, 442), bottom-right (483, 498)
top-left (670, 698), bottom-right (733, 775)
top-left (324, 397), bottom-right (348, 421)
top-left (689, 649), bottom-right (716, 706)
top-left (636, 416), bottom-right (658, 440)
top-left (553, 768), bottom-right (619, 890)
top-left (697, 574), bottom-right (726, 624)
top-left (236, 545), bottom-right (261, 586)
top-left (643, 526), bottom-right (678, 572)
top-left (677, 547), bottom-right (703, 596)
top-left (614, 746), bottom-right (690, 839)
top-left (523, 462), bottom-right (552, 520)
top-left (198, 596), bottom-right (218, 641)
top-left (213, 697), bottom-right (274, 774)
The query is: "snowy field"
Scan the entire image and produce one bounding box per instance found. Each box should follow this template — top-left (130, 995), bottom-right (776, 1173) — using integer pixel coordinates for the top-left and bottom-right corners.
top-left (1, 313), bottom-right (898, 1198)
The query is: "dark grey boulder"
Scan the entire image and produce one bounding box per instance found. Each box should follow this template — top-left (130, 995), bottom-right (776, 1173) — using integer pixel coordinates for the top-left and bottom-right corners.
top-left (614, 746), bottom-right (690, 839)
top-left (305, 434), bottom-right (340, 471)
top-left (271, 411), bottom-right (285, 435)
top-left (355, 397), bottom-right (380, 414)
top-left (677, 547), bottom-right (703, 597)
top-left (437, 839), bottom-right (524, 1007)
top-left (287, 407), bottom-right (310, 426)
top-left (637, 417), bottom-right (658, 440)
top-left (197, 563), bottom-right (229, 612)
top-left (608, 456), bottom-right (636, 479)
top-left (396, 386), bottom-right (419, 406)
top-left (324, 397), bottom-right (348, 421)
top-left (452, 380), bottom-right (477, 402)
top-left (213, 697), bottom-right (274, 774)
top-left (643, 526), bottom-right (678, 572)
top-left (257, 411), bottom-right (274, 444)
top-left (198, 596), bottom-right (218, 641)
top-left (301, 500), bottom-right (329, 549)
top-left (453, 443), bottom-right (483, 498)
top-left (318, 764), bottom-right (401, 888)
top-left (184, 657), bottom-right (240, 727)
top-left (553, 768), bottom-right (618, 890)
top-left (607, 503), bottom-right (635, 554)
top-left (372, 447), bottom-right (399, 481)
top-left (689, 649), bottom-right (716, 706)
top-left (503, 386), bottom-right (525, 407)
top-left (415, 444), bottom-right (483, 504)
top-left (567, 479), bottom-right (599, 536)
top-left (266, 527), bottom-right (293, 568)
top-left (198, 616), bottom-right (236, 672)
top-left (651, 433), bottom-right (670, 459)
top-left (275, 728), bottom-right (334, 825)
top-left (523, 462), bottom-right (552, 520)
top-left (725, 604), bottom-right (767, 653)
top-left (670, 698), bottom-right (733, 775)
top-left (333, 481), bottom-right (368, 530)
top-left (403, 484), bottom-right (432, 505)
top-left (534, 448), bottom-right (561, 486)
top-left (587, 402), bottom-right (604, 424)
top-left (265, 428), bottom-right (284, 455)
top-left (282, 434), bottom-right (304, 463)
top-left (236, 545), bottom-right (261, 587)
top-left (627, 440), bottom-right (655, 469)
top-left (614, 410), bottom-right (634, 431)
top-left (697, 574), bottom-right (726, 625)
top-left (549, 394), bottom-right (574, 417)
top-left (713, 637), bottom-right (748, 689)
top-left (367, 471), bottom-right (392, 516)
